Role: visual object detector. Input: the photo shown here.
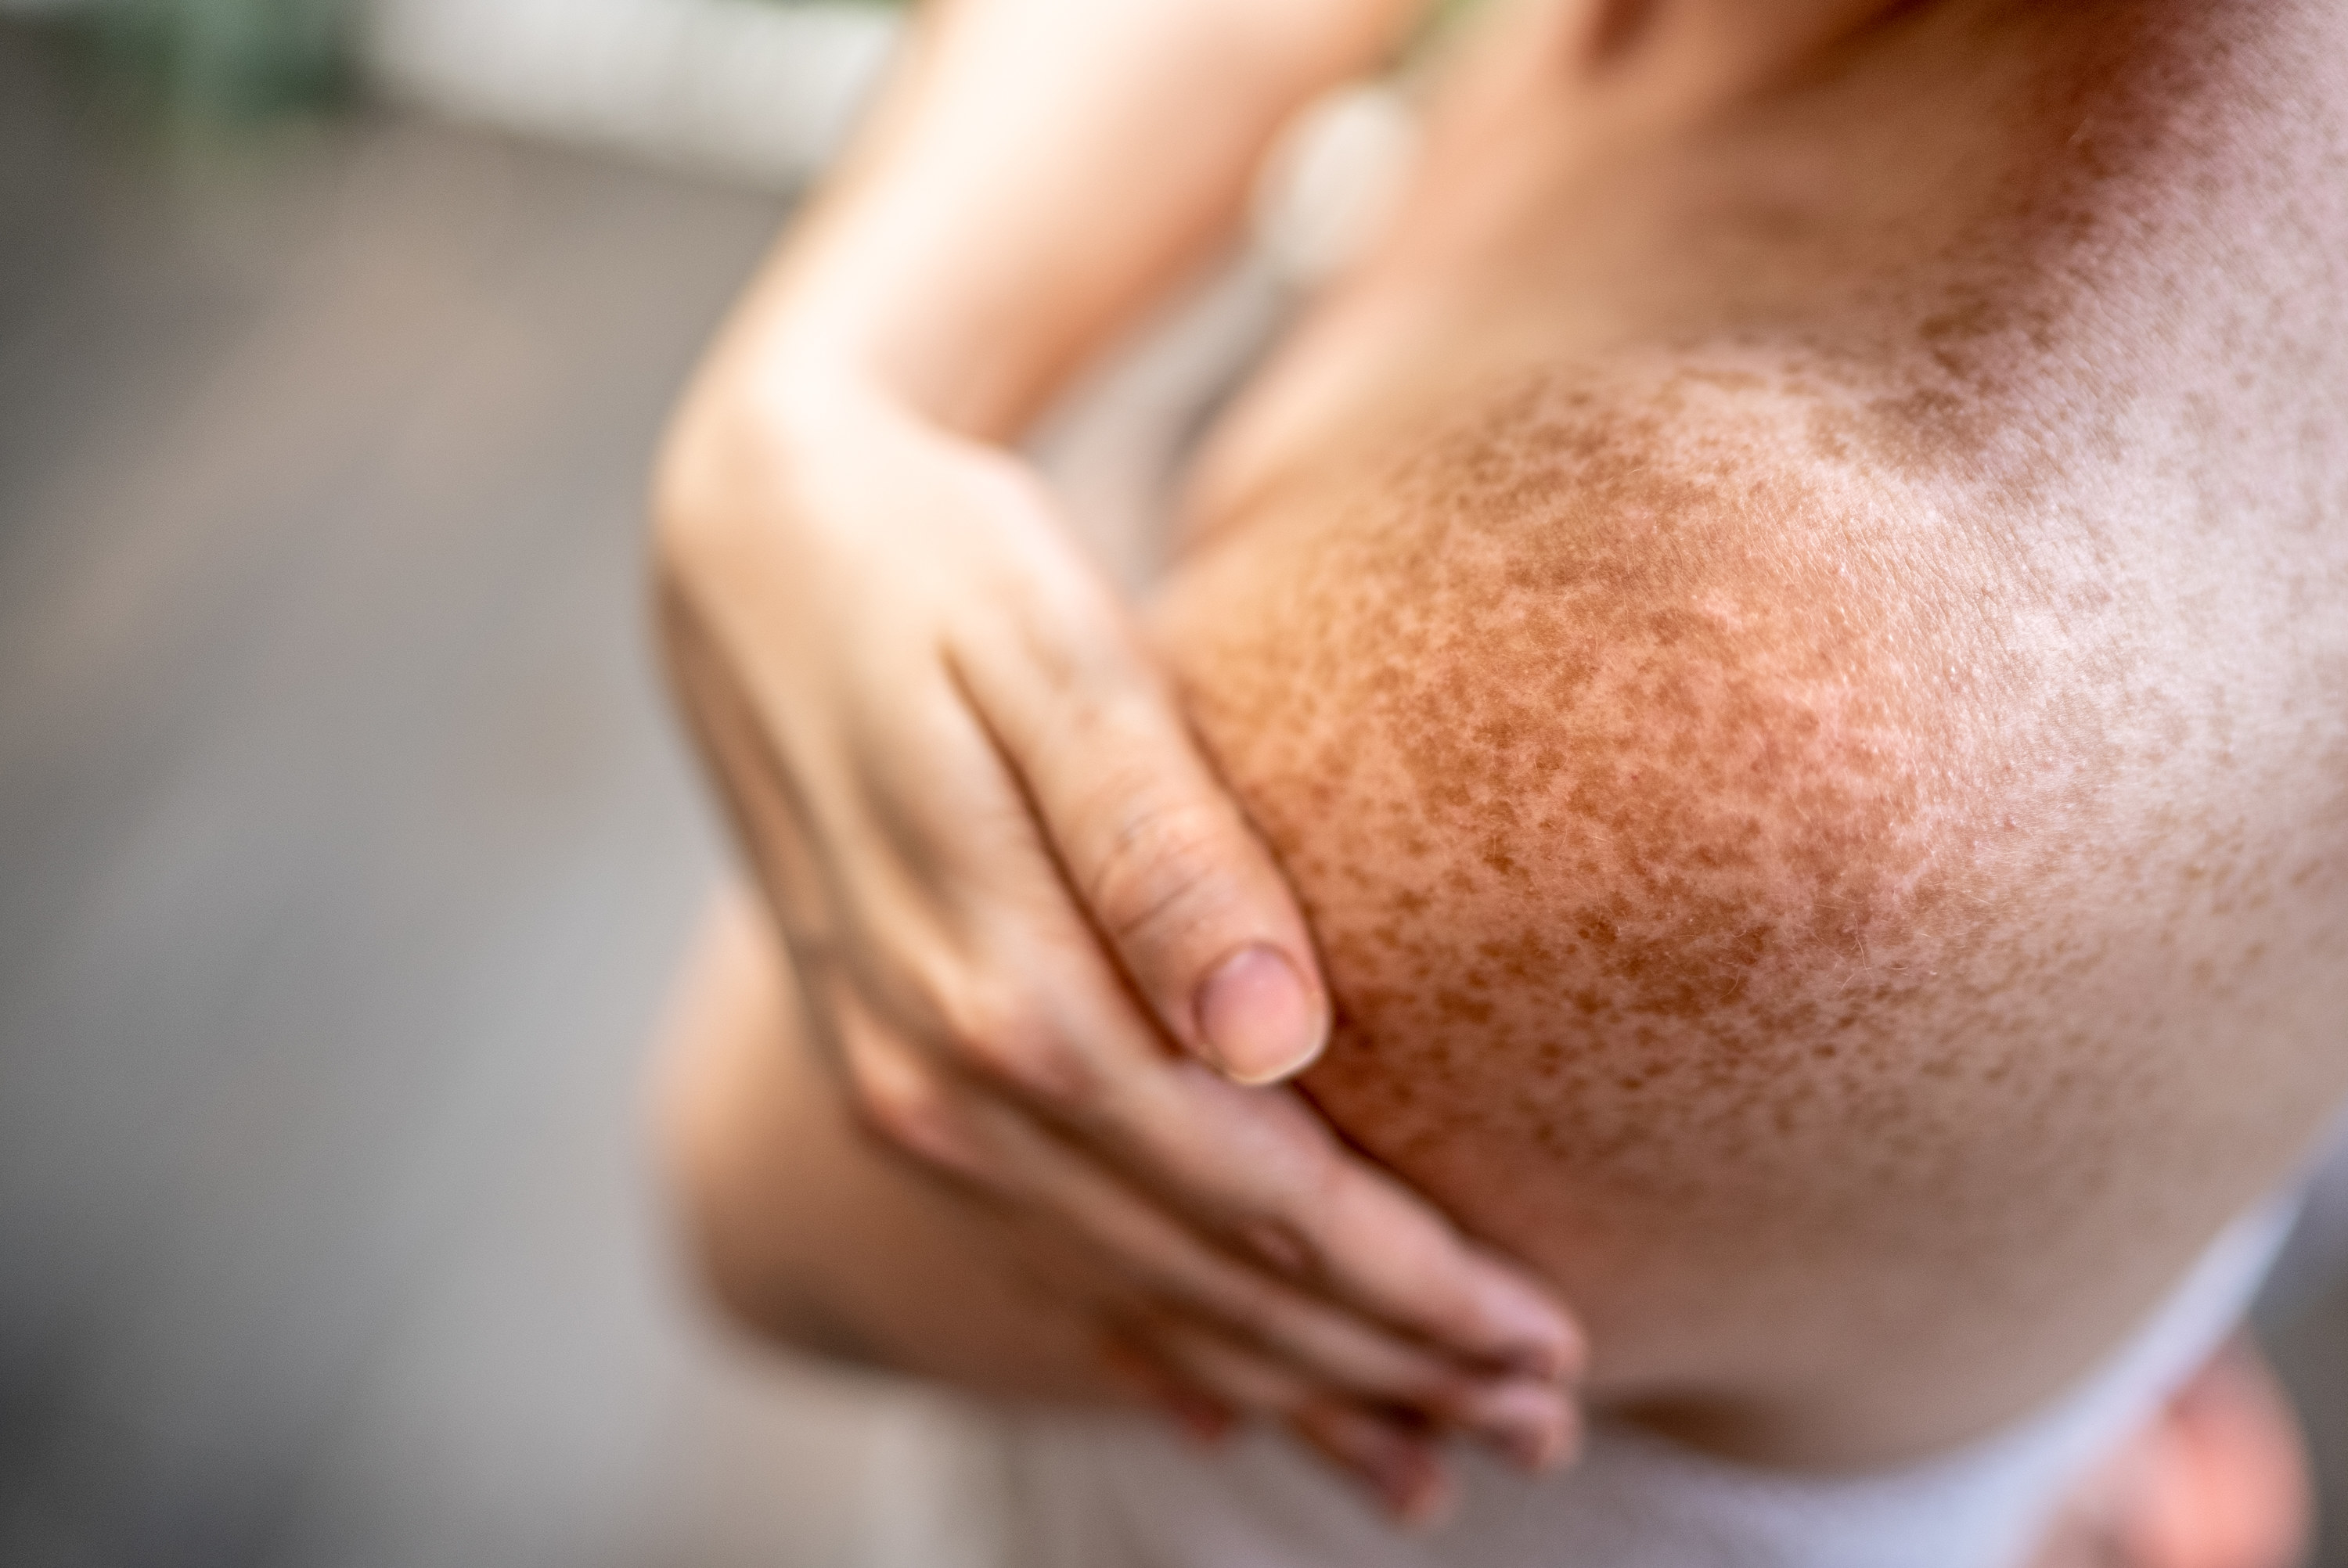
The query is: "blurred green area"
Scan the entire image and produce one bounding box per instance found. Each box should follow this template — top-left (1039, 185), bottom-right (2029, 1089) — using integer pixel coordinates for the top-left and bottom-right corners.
top-left (22, 0), bottom-right (1480, 127)
top-left (29, 0), bottom-right (361, 120)
top-left (27, 0), bottom-right (909, 123)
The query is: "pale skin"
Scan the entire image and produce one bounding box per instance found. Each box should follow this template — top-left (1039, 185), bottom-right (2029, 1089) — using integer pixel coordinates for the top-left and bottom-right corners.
top-left (653, 0), bottom-right (2348, 1538)
top-left (654, 0), bottom-right (1589, 1498)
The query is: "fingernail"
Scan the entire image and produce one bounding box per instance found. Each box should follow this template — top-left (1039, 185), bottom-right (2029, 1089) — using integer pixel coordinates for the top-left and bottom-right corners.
top-left (1098, 1340), bottom-right (1234, 1448)
top-left (1378, 1445), bottom-right (1457, 1530)
top-left (1508, 1409), bottom-right (1583, 1474)
top-left (1196, 944), bottom-right (1325, 1084)
top-left (1464, 1382), bottom-right (1572, 1473)
top-left (1475, 1277), bottom-right (1581, 1382)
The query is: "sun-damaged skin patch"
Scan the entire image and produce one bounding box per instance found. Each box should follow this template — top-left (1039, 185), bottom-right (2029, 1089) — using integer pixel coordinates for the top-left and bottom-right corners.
top-left (1129, 0), bottom-right (2348, 1468)
top-left (1168, 369), bottom-right (2020, 1202)
top-left (1150, 348), bottom-right (2348, 1461)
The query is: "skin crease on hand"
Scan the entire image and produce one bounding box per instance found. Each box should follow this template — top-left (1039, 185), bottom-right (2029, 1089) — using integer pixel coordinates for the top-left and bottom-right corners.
top-left (1143, 0), bottom-right (2348, 1467)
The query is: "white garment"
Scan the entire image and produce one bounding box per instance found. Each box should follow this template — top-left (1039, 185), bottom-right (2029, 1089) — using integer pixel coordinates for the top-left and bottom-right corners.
top-left (983, 1201), bottom-right (2293, 1568)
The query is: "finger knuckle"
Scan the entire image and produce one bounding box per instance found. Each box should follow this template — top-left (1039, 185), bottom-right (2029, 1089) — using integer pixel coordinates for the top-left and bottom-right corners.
top-left (1309, 1152), bottom-right (1376, 1239)
top-left (1191, 1262), bottom-right (1288, 1340)
top-left (842, 1051), bottom-right (969, 1173)
top-left (1084, 788), bottom-right (1238, 951)
top-left (1004, 564), bottom-right (1133, 687)
top-left (943, 984), bottom-right (1098, 1109)
top-left (1242, 1138), bottom-right (1344, 1238)
top-left (650, 422), bottom-right (753, 575)
top-left (1234, 1215), bottom-right (1323, 1286)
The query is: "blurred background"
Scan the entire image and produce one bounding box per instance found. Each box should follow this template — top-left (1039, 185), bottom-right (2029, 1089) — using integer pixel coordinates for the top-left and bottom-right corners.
top-left (0, 2), bottom-right (2343, 1565)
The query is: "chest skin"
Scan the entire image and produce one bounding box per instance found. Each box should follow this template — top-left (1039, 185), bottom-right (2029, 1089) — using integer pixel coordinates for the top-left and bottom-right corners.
top-left (1148, 0), bottom-right (2348, 1466)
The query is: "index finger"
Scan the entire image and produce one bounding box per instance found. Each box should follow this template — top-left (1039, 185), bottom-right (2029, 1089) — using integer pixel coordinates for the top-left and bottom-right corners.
top-left (955, 597), bottom-right (1331, 1084)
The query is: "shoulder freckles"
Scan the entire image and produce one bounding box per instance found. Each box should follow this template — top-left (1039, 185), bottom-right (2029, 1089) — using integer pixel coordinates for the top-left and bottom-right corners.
top-left (1165, 360), bottom-right (2061, 995)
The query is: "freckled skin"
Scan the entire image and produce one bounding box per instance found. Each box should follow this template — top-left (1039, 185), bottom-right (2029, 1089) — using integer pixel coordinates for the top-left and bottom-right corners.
top-left (658, 0), bottom-right (2348, 1480)
top-left (1152, 0), bottom-right (2348, 1464)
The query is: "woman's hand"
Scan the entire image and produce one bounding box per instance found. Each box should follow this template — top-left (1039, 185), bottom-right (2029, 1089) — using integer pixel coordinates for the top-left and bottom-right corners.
top-left (646, 0), bottom-right (1583, 1509)
top-left (654, 365), bottom-right (1583, 1501)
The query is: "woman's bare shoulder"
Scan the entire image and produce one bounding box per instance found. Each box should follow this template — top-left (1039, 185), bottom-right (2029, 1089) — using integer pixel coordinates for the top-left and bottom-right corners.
top-left (1150, 357), bottom-right (2348, 1465)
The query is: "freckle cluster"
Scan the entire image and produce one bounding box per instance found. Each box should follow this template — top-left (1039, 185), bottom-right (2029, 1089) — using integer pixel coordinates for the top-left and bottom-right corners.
top-left (1154, 361), bottom-right (2265, 1295)
top-left (1169, 374), bottom-right (1998, 1226)
top-left (1139, 0), bottom-right (2348, 1415)
top-left (1152, 313), bottom-right (2348, 1390)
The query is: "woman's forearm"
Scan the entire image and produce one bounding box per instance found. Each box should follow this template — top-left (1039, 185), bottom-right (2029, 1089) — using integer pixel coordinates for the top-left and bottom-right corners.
top-left (715, 0), bottom-right (1424, 439)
